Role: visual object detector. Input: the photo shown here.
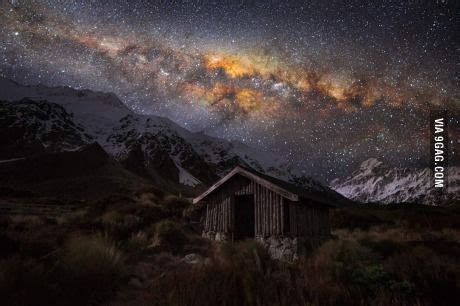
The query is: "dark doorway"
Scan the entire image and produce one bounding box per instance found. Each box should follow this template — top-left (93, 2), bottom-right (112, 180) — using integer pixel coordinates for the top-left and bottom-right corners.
top-left (233, 195), bottom-right (255, 240)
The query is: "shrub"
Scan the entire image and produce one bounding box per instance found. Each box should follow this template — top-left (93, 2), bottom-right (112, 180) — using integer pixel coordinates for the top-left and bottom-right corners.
top-left (360, 238), bottom-right (402, 257)
top-left (120, 203), bottom-right (167, 226)
top-left (125, 230), bottom-right (150, 252)
top-left (0, 234), bottom-right (127, 306)
top-left (56, 234), bottom-right (126, 305)
top-left (58, 209), bottom-right (91, 228)
top-left (145, 241), bottom-right (295, 306)
top-left (101, 210), bottom-right (125, 227)
top-left (3, 223), bottom-right (63, 259)
top-left (0, 231), bottom-right (19, 257)
top-left (219, 240), bottom-right (272, 271)
top-left (153, 220), bottom-right (185, 252)
top-left (182, 201), bottom-right (204, 222)
top-left (0, 257), bottom-right (57, 306)
top-left (386, 246), bottom-right (459, 305)
top-left (161, 195), bottom-right (190, 217)
top-left (331, 207), bottom-right (385, 230)
top-left (101, 211), bottom-right (141, 240)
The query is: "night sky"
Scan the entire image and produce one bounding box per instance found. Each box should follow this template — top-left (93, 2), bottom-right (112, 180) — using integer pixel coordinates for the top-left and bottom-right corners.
top-left (0, 0), bottom-right (458, 181)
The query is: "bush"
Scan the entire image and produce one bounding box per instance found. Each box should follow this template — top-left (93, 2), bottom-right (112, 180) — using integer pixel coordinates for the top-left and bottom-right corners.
top-left (0, 233), bottom-right (127, 306)
top-left (101, 210), bottom-right (125, 227)
top-left (146, 241), bottom-right (294, 306)
top-left (360, 238), bottom-right (402, 257)
top-left (331, 204), bottom-right (460, 231)
top-left (101, 211), bottom-right (141, 240)
top-left (124, 231), bottom-right (150, 252)
top-left (161, 195), bottom-right (190, 217)
top-left (219, 240), bottom-right (272, 271)
top-left (0, 257), bottom-right (56, 306)
top-left (386, 246), bottom-right (459, 305)
top-left (56, 235), bottom-right (126, 305)
top-left (153, 220), bottom-right (185, 252)
top-left (331, 207), bottom-right (385, 230)
top-left (182, 201), bottom-right (204, 222)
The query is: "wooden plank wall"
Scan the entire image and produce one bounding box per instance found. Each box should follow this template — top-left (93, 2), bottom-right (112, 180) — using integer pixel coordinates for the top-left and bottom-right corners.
top-left (203, 174), bottom-right (330, 238)
top-left (288, 200), bottom-right (329, 237)
top-left (203, 175), bottom-right (286, 237)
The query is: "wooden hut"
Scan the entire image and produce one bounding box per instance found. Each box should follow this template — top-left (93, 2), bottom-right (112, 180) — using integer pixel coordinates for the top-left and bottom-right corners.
top-left (193, 166), bottom-right (334, 260)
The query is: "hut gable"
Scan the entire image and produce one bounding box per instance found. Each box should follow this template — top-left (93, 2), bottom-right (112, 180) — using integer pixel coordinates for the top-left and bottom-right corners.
top-left (193, 166), bottom-right (300, 203)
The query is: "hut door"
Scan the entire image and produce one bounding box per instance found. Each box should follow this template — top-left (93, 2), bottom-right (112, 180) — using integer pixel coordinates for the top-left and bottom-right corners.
top-left (233, 195), bottom-right (255, 240)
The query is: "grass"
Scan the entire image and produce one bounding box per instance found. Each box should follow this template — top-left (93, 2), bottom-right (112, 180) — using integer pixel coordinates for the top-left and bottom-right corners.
top-left (136, 203), bottom-right (460, 306)
top-left (0, 235), bottom-right (126, 306)
top-left (56, 235), bottom-right (126, 305)
top-left (0, 193), bottom-right (458, 306)
top-left (139, 230), bottom-right (458, 306)
top-left (153, 220), bottom-right (185, 250)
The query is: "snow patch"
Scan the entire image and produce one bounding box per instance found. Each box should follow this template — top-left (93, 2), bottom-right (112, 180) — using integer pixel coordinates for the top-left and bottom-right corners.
top-left (330, 158), bottom-right (460, 205)
top-left (0, 157), bottom-right (25, 164)
top-left (176, 164), bottom-right (202, 187)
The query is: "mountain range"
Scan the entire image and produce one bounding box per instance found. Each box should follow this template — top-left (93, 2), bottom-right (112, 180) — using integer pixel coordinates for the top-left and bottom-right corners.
top-left (1, 78), bottom-right (457, 205)
top-left (0, 78), bottom-right (338, 201)
top-left (330, 158), bottom-right (459, 205)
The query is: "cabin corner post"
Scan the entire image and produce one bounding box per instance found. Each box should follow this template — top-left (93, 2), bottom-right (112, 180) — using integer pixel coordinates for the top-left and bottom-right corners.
top-left (280, 196), bottom-right (284, 234)
top-left (231, 194), bottom-right (235, 242)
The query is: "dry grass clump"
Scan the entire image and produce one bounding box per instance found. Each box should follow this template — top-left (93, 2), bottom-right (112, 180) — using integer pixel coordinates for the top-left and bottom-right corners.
top-left (8, 215), bottom-right (46, 228)
top-left (150, 220), bottom-right (186, 252)
top-left (125, 230), bottom-right (150, 251)
top-left (334, 226), bottom-right (460, 244)
top-left (0, 234), bottom-right (127, 306)
top-left (0, 256), bottom-right (54, 306)
top-left (160, 194), bottom-right (190, 217)
top-left (0, 215), bottom-right (65, 258)
top-left (331, 204), bottom-right (460, 230)
top-left (57, 234), bottom-right (126, 304)
top-left (59, 235), bottom-right (125, 277)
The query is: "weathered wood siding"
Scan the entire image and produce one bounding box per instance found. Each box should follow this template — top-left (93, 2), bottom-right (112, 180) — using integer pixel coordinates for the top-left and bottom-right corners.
top-left (287, 200), bottom-right (330, 237)
top-left (203, 174), bottom-right (330, 239)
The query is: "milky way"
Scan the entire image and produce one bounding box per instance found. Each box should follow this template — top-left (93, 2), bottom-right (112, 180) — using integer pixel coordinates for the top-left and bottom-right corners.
top-left (0, 0), bottom-right (458, 181)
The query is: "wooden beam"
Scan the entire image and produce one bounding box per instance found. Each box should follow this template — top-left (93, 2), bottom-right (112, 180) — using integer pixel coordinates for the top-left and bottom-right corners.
top-left (254, 183), bottom-right (258, 235)
top-left (276, 195), bottom-right (280, 235)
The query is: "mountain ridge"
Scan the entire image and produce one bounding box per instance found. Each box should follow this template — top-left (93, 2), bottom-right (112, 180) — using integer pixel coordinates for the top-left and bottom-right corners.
top-left (330, 158), bottom-right (459, 205)
top-left (0, 77), bottom-right (342, 199)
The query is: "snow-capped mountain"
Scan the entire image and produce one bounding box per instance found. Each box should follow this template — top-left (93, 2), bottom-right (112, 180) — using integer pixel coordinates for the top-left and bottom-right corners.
top-left (330, 158), bottom-right (460, 205)
top-left (0, 77), bottom-right (334, 196)
top-left (0, 98), bottom-right (92, 158)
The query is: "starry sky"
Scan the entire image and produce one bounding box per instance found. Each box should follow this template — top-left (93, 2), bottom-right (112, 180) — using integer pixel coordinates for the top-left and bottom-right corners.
top-left (0, 0), bottom-right (458, 181)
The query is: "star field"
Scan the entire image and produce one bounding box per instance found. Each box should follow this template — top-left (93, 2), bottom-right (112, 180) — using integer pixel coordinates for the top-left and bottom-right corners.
top-left (0, 0), bottom-right (458, 181)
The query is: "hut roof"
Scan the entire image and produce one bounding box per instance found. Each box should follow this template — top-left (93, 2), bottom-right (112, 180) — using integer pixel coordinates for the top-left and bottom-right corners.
top-left (192, 166), bottom-right (340, 206)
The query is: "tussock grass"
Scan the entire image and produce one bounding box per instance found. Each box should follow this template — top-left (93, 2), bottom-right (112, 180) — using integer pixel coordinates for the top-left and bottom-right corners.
top-left (0, 234), bottom-right (126, 306)
top-left (138, 231), bottom-right (459, 306)
top-left (1, 194), bottom-right (459, 306)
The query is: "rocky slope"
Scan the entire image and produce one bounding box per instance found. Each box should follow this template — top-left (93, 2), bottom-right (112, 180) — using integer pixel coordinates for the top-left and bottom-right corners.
top-left (0, 98), bottom-right (92, 158)
top-left (330, 158), bottom-right (460, 205)
top-left (0, 77), bottom-right (337, 197)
